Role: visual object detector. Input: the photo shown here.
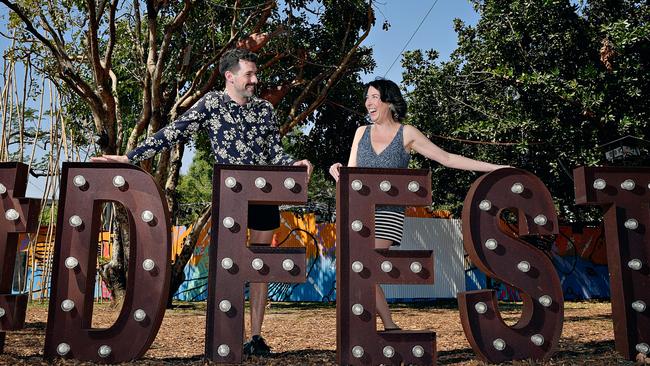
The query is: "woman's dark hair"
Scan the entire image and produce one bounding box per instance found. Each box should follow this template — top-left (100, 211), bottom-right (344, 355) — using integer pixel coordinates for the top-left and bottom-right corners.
top-left (365, 78), bottom-right (407, 122)
top-left (219, 48), bottom-right (258, 76)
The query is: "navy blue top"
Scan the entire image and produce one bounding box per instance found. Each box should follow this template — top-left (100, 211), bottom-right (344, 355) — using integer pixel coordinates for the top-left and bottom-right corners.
top-left (127, 90), bottom-right (294, 166)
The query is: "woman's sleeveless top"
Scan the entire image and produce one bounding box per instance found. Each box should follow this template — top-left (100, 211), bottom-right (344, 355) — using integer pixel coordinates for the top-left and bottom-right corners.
top-left (356, 124), bottom-right (410, 212)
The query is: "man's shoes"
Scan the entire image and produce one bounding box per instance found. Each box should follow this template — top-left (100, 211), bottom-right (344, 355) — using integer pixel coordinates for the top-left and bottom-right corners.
top-left (243, 335), bottom-right (272, 356)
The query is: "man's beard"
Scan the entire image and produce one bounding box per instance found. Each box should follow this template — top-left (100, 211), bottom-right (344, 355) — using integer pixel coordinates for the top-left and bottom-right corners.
top-left (242, 84), bottom-right (255, 97)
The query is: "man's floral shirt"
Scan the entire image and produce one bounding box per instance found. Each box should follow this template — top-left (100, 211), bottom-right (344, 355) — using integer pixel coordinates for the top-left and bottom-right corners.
top-left (127, 91), bottom-right (294, 166)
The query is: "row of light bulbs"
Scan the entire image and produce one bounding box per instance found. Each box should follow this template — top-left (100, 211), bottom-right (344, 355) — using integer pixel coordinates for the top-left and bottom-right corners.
top-left (1, 179), bottom-right (20, 220)
top-left (593, 176), bottom-right (648, 352)
top-left (350, 179), bottom-right (420, 193)
top-left (349, 344), bottom-right (426, 359)
top-left (459, 293), bottom-right (557, 310)
top-left (47, 311), bottom-right (649, 358)
top-left (4, 177), bottom-right (648, 220)
top-left (592, 178), bottom-right (650, 191)
top-left (224, 176), bottom-right (296, 190)
top-left (67, 210), bottom-right (155, 229)
top-left (349, 260), bottom-right (423, 274)
top-left (71, 174), bottom-right (127, 189)
top-left (220, 256), bottom-right (295, 272)
top-left (56, 343), bottom-right (113, 358)
top-left (64, 257), bottom-right (157, 272)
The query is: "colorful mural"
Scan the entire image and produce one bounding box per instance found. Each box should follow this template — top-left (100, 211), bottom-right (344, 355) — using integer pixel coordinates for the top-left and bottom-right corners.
top-left (466, 225), bottom-right (610, 301)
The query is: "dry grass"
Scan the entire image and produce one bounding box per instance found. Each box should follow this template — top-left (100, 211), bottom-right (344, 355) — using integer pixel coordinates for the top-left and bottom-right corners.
top-left (0, 300), bottom-right (645, 365)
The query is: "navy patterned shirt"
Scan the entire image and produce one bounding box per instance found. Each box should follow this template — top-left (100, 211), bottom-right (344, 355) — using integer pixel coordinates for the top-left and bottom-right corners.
top-left (127, 90), bottom-right (294, 165)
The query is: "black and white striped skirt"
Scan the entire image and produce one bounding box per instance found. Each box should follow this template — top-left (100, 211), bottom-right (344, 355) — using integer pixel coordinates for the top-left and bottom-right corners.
top-left (374, 210), bottom-right (405, 245)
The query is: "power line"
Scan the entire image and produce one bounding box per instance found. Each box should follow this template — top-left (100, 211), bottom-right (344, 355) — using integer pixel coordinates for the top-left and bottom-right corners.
top-left (318, 96), bottom-right (531, 146)
top-left (383, 0), bottom-right (440, 77)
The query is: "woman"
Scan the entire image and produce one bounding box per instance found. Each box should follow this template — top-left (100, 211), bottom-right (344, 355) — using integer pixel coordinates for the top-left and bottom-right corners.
top-left (329, 78), bottom-right (508, 330)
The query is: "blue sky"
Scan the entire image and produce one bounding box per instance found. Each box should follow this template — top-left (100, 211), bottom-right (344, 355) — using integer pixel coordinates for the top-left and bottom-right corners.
top-left (1, 1), bottom-right (480, 197)
top-left (363, 1), bottom-right (479, 82)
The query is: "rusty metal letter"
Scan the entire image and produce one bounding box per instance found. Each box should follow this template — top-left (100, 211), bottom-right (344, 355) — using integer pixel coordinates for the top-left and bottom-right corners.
top-left (574, 167), bottom-right (650, 360)
top-left (0, 163), bottom-right (40, 353)
top-left (206, 165), bottom-right (308, 363)
top-left (44, 162), bottom-right (171, 362)
top-left (337, 167), bottom-right (435, 365)
top-left (459, 168), bottom-right (563, 363)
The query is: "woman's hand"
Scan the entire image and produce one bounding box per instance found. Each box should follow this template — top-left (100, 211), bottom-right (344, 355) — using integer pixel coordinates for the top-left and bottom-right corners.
top-left (329, 162), bottom-right (343, 181)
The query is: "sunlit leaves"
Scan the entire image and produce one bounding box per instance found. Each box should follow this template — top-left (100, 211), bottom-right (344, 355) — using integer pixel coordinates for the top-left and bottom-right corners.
top-left (402, 0), bottom-right (649, 219)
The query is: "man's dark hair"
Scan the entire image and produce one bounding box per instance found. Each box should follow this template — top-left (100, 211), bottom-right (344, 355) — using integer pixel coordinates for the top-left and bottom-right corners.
top-left (365, 78), bottom-right (407, 122)
top-left (219, 48), bottom-right (258, 76)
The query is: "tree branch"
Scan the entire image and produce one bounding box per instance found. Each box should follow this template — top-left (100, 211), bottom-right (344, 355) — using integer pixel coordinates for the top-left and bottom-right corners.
top-left (133, 0), bottom-right (144, 64)
top-left (173, 3), bottom-right (271, 112)
top-left (103, 0), bottom-right (119, 70)
top-left (0, 0), bottom-right (62, 60)
top-left (153, 0), bottom-right (192, 94)
top-left (85, 0), bottom-right (105, 84)
top-left (1, 1), bottom-right (104, 109)
top-left (97, 0), bottom-right (109, 22)
top-left (280, 5), bottom-right (374, 135)
top-left (231, 0), bottom-right (240, 39)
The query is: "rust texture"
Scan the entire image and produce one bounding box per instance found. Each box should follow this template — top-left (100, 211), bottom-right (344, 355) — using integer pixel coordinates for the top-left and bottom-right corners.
top-left (336, 167), bottom-right (436, 366)
top-left (44, 162), bottom-right (171, 363)
top-left (0, 163), bottom-right (40, 353)
top-left (206, 164), bottom-right (308, 363)
top-left (574, 167), bottom-right (649, 360)
top-left (459, 168), bottom-right (564, 363)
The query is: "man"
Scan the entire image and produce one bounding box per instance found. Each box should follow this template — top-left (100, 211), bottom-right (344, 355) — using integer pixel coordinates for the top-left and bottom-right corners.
top-left (92, 48), bottom-right (313, 356)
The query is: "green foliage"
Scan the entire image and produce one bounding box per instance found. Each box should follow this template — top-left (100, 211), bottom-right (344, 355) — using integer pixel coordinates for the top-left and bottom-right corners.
top-left (175, 149), bottom-right (214, 225)
top-left (283, 75), bottom-right (368, 176)
top-left (402, 0), bottom-right (650, 219)
top-left (39, 201), bottom-right (56, 225)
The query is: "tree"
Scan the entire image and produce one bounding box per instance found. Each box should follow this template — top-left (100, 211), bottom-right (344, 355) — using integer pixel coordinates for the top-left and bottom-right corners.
top-left (402, 0), bottom-right (649, 219)
top-left (284, 74), bottom-right (371, 208)
top-left (1, 0), bottom-right (376, 302)
top-left (174, 148), bottom-right (213, 225)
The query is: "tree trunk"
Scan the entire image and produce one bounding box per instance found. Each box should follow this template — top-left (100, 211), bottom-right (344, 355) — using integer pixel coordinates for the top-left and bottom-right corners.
top-left (99, 203), bottom-right (130, 306)
top-left (164, 143), bottom-right (185, 220)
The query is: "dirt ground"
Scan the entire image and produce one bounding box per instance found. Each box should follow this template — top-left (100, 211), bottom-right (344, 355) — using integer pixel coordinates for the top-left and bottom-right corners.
top-left (0, 300), bottom-right (646, 365)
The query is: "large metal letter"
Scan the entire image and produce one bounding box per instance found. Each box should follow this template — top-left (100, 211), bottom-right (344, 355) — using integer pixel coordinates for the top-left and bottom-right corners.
top-left (206, 165), bottom-right (308, 363)
top-left (459, 168), bottom-right (563, 363)
top-left (0, 163), bottom-right (40, 353)
top-left (574, 167), bottom-right (649, 359)
top-left (337, 167), bottom-right (435, 365)
top-left (44, 163), bottom-right (171, 362)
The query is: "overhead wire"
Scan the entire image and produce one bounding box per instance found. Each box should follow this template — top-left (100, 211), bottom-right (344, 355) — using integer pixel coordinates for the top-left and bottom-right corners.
top-left (383, 0), bottom-right (440, 77)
